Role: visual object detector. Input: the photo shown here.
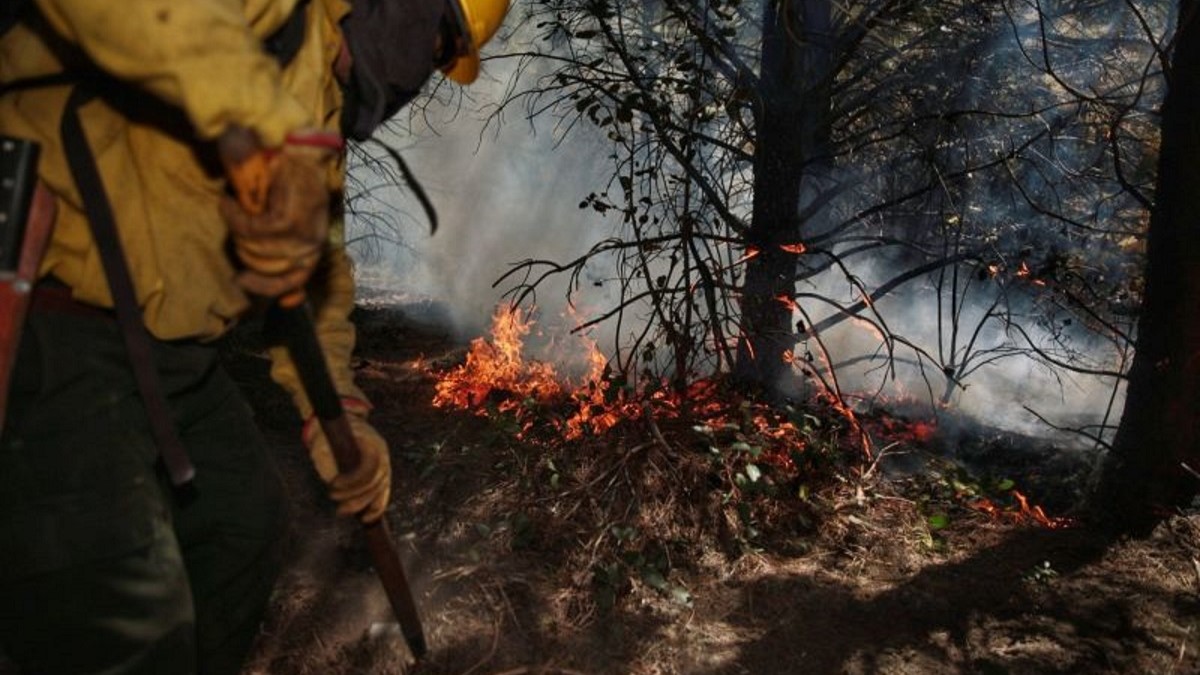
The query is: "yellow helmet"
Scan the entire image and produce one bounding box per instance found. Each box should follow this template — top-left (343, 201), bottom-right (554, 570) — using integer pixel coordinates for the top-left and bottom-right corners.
top-left (441, 0), bottom-right (511, 84)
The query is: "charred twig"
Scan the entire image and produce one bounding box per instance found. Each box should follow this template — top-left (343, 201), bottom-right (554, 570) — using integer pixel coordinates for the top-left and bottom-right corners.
top-left (861, 441), bottom-right (912, 481)
top-left (1022, 405), bottom-right (1115, 451)
top-left (487, 662), bottom-right (590, 667)
top-left (1181, 462), bottom-right (1200, 482)
top-left (641, 401), bottom-right (673, 453)
top-left (543, 442), bottom-right (651, 502)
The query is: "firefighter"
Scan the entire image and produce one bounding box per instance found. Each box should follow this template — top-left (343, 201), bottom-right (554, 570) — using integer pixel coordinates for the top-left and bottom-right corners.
top-left (0, 0), bottom-right (510, 673)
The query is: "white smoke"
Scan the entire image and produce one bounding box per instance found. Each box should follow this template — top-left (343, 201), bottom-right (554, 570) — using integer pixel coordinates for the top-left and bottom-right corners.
top-left (346, 0), bottom-right (1159, 447)
top-left (800, 263), bottom-right (1128, 444)
top-left (347, 49), bottom-right (626, 380)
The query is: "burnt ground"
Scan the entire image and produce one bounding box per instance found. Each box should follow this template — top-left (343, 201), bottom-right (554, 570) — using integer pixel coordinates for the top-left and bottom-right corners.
top-left (219, 300), bottom-right (1200, 675)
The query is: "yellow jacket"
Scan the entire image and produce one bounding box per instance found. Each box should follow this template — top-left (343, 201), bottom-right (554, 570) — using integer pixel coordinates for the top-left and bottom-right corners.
top-left (0, 0), bottom-right (363, 418)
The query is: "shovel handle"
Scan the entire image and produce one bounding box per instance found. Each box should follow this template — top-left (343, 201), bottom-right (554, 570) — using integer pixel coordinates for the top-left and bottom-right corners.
top-left (268, 296), bottom-right (428, 658)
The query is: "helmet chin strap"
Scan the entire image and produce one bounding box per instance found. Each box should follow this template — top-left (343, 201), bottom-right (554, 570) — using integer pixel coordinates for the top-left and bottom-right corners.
top-left (438, 0), bottom-right (512, 84)
top-left (442, 0), bottom-right (473, 56)
top-left (433, 11), bottom-right (467, 73)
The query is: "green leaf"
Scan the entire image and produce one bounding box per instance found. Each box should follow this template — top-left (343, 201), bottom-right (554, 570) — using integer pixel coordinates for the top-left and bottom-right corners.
top-left (669, 585), bottom-right (693, 607)
top-left (744, 463), bottom-right (762, 483)
top-left (642, 568), bottom-right (669, 591)
top-left (950, 478), bottom-right (976, 496)
top-left (996, 478), bottom-right (1015, 491)
top-left (927, 514), bottom-right (950, 530)
top-left (610, 525), bottom-right (637, 542)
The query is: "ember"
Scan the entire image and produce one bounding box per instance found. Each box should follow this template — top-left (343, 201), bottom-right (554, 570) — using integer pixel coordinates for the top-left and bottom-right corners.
top-left (968, 489), bottom-right (1075, 529)
top-left (775, 294), bottom-right (798, 311)
top-left (866, 414), bottom-right (939, 446)
top-left (1014, 260), bottom-right (1048, 287)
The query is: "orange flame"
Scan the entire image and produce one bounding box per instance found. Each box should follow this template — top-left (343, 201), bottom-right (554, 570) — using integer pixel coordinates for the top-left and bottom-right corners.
top-left (867, 415), bottom-right (937, 445)
top-left (1015, 261), bottom-right (1047, 287)
top-left (968, 489), bottom-right (1074, 529)
top-left (736, 246), bottom-right (762, 265)
top-left (433, 305), bottom-right (881, 474)
top-left (442, 311), bottom-right (792, 456)
top-left (432, 306), bottom-right (563, 413)
top-left (433, 305), bottom-right (641, 440)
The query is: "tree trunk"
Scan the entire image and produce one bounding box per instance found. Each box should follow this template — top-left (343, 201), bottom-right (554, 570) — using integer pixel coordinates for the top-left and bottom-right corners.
top-left (734, 0), bottom-right (833, 394)
top-left (1095, 0), bottom-right (1200, 533)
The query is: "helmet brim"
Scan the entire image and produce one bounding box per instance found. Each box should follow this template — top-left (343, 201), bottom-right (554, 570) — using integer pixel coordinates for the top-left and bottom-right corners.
top-left (442, 0), bottom-right (509, 85)
top-left (443, 54), bottom-right (480, 84)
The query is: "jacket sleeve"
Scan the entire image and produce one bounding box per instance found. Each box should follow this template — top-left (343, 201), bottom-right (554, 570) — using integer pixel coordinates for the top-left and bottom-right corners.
top-left (31, 0), bottom-right (311, 146)
top-left (267, 222), bottom-right (367, 421)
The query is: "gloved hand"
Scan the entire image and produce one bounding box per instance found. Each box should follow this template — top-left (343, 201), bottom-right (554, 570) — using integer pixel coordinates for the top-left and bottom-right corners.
top-left (302, 398), bottom-right (392, 523)
top-left (218, 128), bottom-right (342, 298)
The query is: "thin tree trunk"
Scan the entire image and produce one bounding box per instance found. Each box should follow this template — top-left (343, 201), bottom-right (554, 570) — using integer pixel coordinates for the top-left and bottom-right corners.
top-left (735, 0), bottom-right (833, 394)
top-left (1095, 0), bottom-right (1200, 533)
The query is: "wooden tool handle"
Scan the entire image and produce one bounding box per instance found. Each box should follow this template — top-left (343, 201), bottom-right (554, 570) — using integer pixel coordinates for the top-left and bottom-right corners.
top-left (269, 299), bottom-right (428, 658)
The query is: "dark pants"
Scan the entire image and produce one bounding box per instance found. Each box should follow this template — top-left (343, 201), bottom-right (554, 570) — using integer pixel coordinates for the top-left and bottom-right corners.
top-left (0, 307), bottom-right (284, 675)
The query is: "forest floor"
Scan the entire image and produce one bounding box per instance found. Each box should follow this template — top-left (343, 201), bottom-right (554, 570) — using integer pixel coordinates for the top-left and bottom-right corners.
top-left (230, 298), bottom-right (1200, 675)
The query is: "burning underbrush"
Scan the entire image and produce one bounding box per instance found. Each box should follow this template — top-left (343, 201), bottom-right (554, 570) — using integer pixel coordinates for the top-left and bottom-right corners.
top-left (429, 304), bottom-right (865, 493)
top-left (421, 305), bottom-right (1078, 621)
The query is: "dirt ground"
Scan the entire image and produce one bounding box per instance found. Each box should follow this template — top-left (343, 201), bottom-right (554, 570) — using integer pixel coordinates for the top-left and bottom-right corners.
top-left (226, 301), bottom-right (1200, 675)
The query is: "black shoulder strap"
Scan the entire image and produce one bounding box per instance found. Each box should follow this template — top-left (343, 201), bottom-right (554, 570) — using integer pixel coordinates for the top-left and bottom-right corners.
top-left (59, 85), bottom-right (196, 488)
top-left (0, 0), bottom-right (28, 38)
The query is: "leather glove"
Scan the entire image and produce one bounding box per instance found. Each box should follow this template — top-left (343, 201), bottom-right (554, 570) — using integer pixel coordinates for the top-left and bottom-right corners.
top-left (302, 398), bottom-right (392, 523)
top-left (218, 129), bottom-right (342, 298)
